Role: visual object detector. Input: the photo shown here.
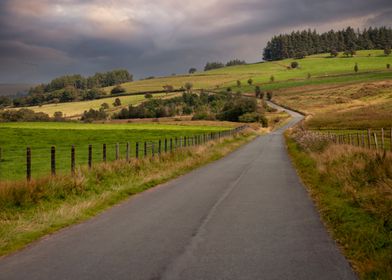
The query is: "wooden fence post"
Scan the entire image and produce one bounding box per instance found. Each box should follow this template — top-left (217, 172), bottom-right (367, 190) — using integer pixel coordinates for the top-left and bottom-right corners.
top-left (390, 128), bottom-right (392, 152)
top-left (184, 136), bottom-right (187, 147)
top-left (367, 129), bottom-right (371, 149)
top-left (0, 147), bottom-right (2, 162)
top-left (170, 138), bottom-right (173, 152)
top-left (356, 133), bottom-right (360, 147)
top-left (88, 145), bottom-right (92, 169)
top-left (51, 146), bottom-right (56, 176)
top-left (381, 128), bottom-right (385, 150)
top-left (136, 142), bottom-right (139, 159)
top-left (158, 139), bottom-right (162, 155)
top-left (116, 143), bottom-right (120, 160)
top-left (26, 147), bottom-right (31, 182)
top-left (103, 144), bottom-right (106, 162)
top-left (144, 142), bottom-right (147, 157)
top-left (362, 133), bottom-right (365, 148)
top-left (165, 138), bottom-right (168, 152)
top-left (71, 145), bottom-right (75, 175)
top-left (374, 133), bottom-right (378, 150)
top-left (126, 142), bottom-right (130, 162)
top-left (152, 142), bottom-right (155, 158)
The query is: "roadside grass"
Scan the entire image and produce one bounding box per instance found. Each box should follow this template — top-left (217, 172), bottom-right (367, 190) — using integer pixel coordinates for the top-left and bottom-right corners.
top-left (286, 133), bottom-right (392, 279)
top-left (0, 122), bottom-right (229, 180)
top-left (0, 131), bottom-right (256, 257)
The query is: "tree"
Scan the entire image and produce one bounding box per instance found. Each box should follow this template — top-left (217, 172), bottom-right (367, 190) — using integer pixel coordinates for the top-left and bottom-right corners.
top-left (354, 63), bottom-right (359, 73)
top-left (237, 80), bottom-right (241, 87)
top-left (247, 78), bottom-right (253, 86)
top-left (387, 64), bottom-right (391, 70)
top-left (255, 86), bottom-right (262, 98)
top-left (270, 75), bottom-right (275, 83)
top-left (291, 61), bottom-right (299, 69)
top-left (163, 85), bottom-right (174, 95)
top-left (113, 98), bottom-right (122, 107)
top-left (330, 49), bottom-right (338, 57)
top-left (204, 62), bottom-right (224, 71)
top-left (384, 46), bottom-right (391, 56)
top-left (184, 82), bottom-right (193, 93)
top-left (267, 92), bottom-right (273, 101)
top-left (111, 85), bottom-right (126, 94)
top-left (145, 93), bottom-right (153, 99)
top-left (101, 103), bottom-right (109, 110)
top-left (53, 111), bottom-right (64, 121)
top-left (226, 59), bottom-right (246, 66)
top-left (188, 68), bottom-right (197, 74)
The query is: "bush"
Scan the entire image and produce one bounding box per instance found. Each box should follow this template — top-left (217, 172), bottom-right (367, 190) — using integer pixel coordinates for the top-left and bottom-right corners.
top-left (237, 80), bottom-right (241, 87)
top-left (0, 109), bottom-right (50, 122)
top-left (330, 49), bottom-right (338, 57)
top-left (192, 112), bottom-right (216, 120)
top-left (247, 78), bottom-right (253, 85)
top-left (100, 103), bottom-right (109, 110)
top-left (270, 75), bottom-right (275, 83)
top-left (267, 91), bottom-right (273, 100)
top-left (291, 61), bottom-right (299, 69)
top-left (53, 111), bottom-right (64, 121)
top-left (384, 46), bottom-right (391, 56)
top-left (238, 112), bottom-right (268, 127)
top-left (145, 93), bottom-right (153, 99)
top-left (387, 64), bottom-right (391, 70)
top-left (81, 109), bottom-right (107, 122)
top-left (113, 98), bottom-right (122, 107)
top-left (354, 63), bottom-right (359, 73)
top-left (111, 85), bottom-right (126, 94)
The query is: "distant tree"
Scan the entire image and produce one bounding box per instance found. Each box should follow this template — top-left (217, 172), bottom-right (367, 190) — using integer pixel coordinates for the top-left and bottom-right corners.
top-left (145, 93), bottom-right (153, 99)
top-left (111, 85), bottom-right (126, 94)
top-left (330, 49), bottom-right (339, 57)
top-left (291, 61), bottom-right (299, 69)
top-left (188, 68), bottom-right (197, 74)
top-left (247, 78), bottom-right (253, 86)
top-left (101, 103), bottom-right (110, 110)
top-left (384, 46), bottom-right (391, 56)
top-left (226, 59), bottom-right (246, 67)
top-left (255, 86), bottom-right (261, 98)
top-left (354, 63), bottom-right (359, 73)
top-left (53, 111), bottom-right (64, 121)
top-left (81, 108), bottom-right (107, 122)
top-left (270, 75), bottom-right (275, 83)
top-left (387, 64), bottom-right (391, 70)
top-left (113, 98), bottom-right (122, 107)
top-left (237, 80), bottom-right (241, 87)
top-left (163, 85), bottom-right (174, 95)
top-left (184, 82), bottom-right (193, 93)
top-left (204, 62), bottom-right (224, 71)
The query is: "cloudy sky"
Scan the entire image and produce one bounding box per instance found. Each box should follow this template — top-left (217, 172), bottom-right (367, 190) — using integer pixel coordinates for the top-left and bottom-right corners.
top-left (0, 0), bottom-right (391, 83)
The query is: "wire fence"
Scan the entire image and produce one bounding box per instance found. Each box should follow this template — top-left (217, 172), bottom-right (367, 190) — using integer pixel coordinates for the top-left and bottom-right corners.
top-left (314, 128), bottom-right (392, 151)
top-left (0, 126), bottom-right (247, 182)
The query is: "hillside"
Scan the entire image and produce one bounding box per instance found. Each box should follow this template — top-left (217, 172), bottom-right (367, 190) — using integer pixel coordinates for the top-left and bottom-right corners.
top-left (14, 50), bottom-right (392, 118)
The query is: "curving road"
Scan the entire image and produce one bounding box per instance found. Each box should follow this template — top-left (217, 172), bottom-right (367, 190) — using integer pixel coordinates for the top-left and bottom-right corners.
top-left (0, 104), bottom-right (357, 280)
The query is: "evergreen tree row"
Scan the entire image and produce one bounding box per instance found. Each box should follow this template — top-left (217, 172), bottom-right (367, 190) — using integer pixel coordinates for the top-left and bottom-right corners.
top-left (263, 26), bottom-right (392, 61)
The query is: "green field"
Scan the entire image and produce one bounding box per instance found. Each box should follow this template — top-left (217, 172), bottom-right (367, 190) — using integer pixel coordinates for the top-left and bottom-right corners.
top-left (0, 122), bottom-right (229, 180)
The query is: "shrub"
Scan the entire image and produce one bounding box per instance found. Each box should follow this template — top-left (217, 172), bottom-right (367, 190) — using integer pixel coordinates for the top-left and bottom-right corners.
top-left (384, 46), bottom-right (391, 56)
top-left (113, 98), bottom-right (122, 107)
top-left (267, 91), bottom-right (273, 100)
top-left (53, 111), bottom-right (64, 121)
top-left (111, 85), bottom-right (126, 94)
top-left (307, 73), bottom-right (311, 79)
top-left (247, 78), bottom-right (253, 85)
top-left (354, 63), bottom-right (359, 73)
top-left (237, 80), bottom-right (241, 87)
top-left (255, 86), bottom-right (261, 98)
top-left (387, 64), bottom-right (391, 70)
top-left (270, 75), bottom-right (275, 83)
top-left (0, 109), bottom-right (50, 122)
top-left (330, 49), bottom-right (338, 57)
top-left (101, 103), bottom-right (109, 110)
top-left (81, 109), bottom-right (107, 122)
top-left (184, 82), bottom-right (193, 93)
top-left (291, 61), bottom-right (299, 69)
top-left (145, 93), bottom-right (153, 99)
top-left (192, 112), bottom-right (216, 120)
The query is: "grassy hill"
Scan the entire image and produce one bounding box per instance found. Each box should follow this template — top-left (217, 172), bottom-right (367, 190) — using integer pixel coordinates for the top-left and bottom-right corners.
top-left (20, 50), bottom-right (392, 118)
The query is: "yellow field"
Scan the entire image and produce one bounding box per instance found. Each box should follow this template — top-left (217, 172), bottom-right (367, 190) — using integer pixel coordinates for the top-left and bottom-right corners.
top-left (26, 93), bottom-right (175, 118)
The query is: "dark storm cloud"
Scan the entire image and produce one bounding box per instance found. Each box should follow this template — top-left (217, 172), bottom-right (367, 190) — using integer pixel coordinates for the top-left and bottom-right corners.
top-left (0, 0), bottom-right (390, 83)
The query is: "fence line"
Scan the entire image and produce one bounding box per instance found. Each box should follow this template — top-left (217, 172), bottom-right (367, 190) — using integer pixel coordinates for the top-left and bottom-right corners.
top-left (313, 128), bottom-right (392, 152)
top-left (0, 126), bottom-right (247, 182)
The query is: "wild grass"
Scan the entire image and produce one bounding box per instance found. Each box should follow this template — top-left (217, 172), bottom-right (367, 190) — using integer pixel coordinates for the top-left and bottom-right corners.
top-left (0, 131), bottom-right (256, 257)
top-left (273, 80), bottom-right (392, 130)
top-left (287, 130), bottom-right (392, 279)
top-left (0, 122), bottom-right (229, 180)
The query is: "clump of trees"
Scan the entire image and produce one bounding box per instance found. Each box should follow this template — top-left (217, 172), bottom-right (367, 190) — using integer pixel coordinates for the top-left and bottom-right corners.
top-left (0, 109), bottom-right (50, 122)
top-left (111, 85), bottom-right (126, 94)
top-left (13, 69), bottom-right (132, 107)
top-left (204, 62), bottom-right (225, 71)
top-left (263, 26), bottom-right (392, 61)
top-left (113, 91), bottom-right (266, 124)
top-left (226, 59), bottom-right (246, 66)
top-left (81, 108), bottom-right (107, 122)
top-left (188, 68), bottom-right (197, 74)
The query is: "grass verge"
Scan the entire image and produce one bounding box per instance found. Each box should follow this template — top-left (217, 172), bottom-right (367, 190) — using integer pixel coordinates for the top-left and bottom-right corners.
top-left (286, 132), bottom-right (391, 279)
top-left (0, 131), bottom-right (256, 257)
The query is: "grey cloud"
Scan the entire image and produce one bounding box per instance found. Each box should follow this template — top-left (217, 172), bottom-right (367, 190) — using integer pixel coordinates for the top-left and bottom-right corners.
top-left (0, 0), bottom-right (391, 83)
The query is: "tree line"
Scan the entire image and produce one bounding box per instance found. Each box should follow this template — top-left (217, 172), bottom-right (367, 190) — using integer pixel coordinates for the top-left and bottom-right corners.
top-left (263, 26), bottom-right (392, 61)
top-left (204, 59), bottom-right (246, 71)
top-left (4, 69), bottom-right (133, 108)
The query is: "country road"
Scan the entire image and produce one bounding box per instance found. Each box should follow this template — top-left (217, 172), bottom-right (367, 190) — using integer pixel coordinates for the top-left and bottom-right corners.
top-left (0, 104), bottom-right (357, 280)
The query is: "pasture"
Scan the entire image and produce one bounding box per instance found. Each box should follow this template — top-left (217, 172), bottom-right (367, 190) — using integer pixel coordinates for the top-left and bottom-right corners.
top-left (0, 122), bottom-right (229, 180)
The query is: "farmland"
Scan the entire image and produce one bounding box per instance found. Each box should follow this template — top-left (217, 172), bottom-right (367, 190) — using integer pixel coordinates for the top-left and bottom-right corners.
top-left (0, 122), bottom-right (230, 181)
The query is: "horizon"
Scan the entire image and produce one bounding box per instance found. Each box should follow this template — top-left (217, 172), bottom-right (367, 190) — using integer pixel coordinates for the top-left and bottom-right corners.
top-left (0, 0), bottom-right (391, 84)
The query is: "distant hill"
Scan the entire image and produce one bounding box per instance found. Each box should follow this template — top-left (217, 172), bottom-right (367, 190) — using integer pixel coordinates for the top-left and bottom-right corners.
top-left (0, 84), bottom-right (34, 97)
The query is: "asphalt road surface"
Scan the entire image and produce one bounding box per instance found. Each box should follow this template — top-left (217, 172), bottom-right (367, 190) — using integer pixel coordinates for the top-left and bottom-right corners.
top-left (0, 104), bottom-right (357, 280)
